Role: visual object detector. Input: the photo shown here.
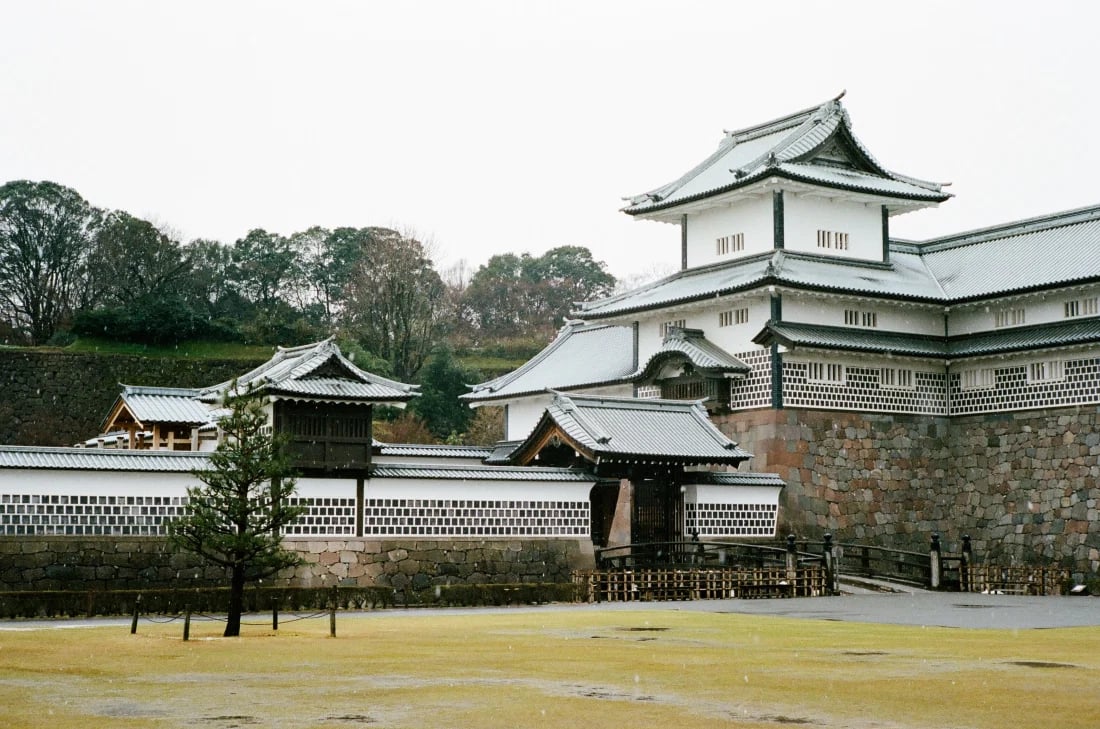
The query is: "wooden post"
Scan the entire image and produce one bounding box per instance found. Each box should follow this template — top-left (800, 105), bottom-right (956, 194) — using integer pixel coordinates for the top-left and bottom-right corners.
top-left (183, 605), bottom-right (191, 642)
top-left (130, 593), bottom-right (141, 634)
top-left (822, 534), bottom-right (837, 595)
top-left (329, 586), bottom-right (337, 638)
top-left (272, 596), bottom-right (279, 631)
top-left (785, 534), bottom-right (798, 595)
top-left (960, 534), bottom-right (972, 592)
top-left (929, 533), bottom-right (942, 590)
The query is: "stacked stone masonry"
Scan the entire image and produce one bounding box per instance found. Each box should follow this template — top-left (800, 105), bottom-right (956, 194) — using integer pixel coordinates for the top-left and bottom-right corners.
top-left (717, 405), bottom-right (1100, 574)
top-left (0, 537), bottom-right (591, 593)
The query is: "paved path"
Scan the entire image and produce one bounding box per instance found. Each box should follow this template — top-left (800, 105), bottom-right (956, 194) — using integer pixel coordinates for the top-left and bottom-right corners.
top-left (3, 592), bottom-right (1097, 631)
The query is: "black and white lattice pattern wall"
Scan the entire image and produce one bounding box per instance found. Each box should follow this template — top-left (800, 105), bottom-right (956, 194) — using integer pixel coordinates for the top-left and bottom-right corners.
top-left (729, 348), bottom-right (773, 409)
top-left (951, 356), bottom-right (1100, 415)
top-left (782, 362), bottom-right (948, 415)
top-left (284, 497), bottom-right (357, 536)
top-left (685, 501), bottom-right (778, 537)
top-left (0, 494), bottom-right (187, 536)
top-left (363, 498), bottom-right (590, 537)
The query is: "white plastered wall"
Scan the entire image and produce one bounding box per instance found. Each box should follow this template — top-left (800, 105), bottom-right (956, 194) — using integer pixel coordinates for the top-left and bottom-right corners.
top-left (499, 384), bottom-right (634, 441)
top-left (783, 194), bottom-right (883, 262)
top-left (783, 294), bottom-right (943, 335)
top-left (685, 196), bottom-right (774, 267)
top-left (949, 285), bottom-right (1100, 336)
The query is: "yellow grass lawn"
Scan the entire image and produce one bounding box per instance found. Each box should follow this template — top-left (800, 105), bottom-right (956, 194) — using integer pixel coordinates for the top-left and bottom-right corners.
top-left (1, 609), bottom-right (1097, 728)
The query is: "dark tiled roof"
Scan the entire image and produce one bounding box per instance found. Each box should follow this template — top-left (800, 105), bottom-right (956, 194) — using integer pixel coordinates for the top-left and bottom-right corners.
top-left (633, 327), bottom-right (750, 379)
top-left (948, 318), bottom-right (1100, 357)
top-left (377, 443), bottom-right (493, 459)
top-left (755, 322), bottom-right (947, 357)
top-left (207, 338), bottom-right (417, 404)
top-left (753, 318), bottom-right (1100, 359)
top-left (369, 463), bottom-right (594, 482)
top-left (510, 393), bottom-right (752, 466)
top-left (0, 446), bottom-right (211, 472)
top-left (693, 471), bottom-right (786, 487)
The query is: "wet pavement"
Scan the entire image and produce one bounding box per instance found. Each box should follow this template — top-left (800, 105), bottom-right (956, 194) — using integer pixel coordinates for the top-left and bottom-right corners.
top-left (3, 591), bottom-right (1097, 631)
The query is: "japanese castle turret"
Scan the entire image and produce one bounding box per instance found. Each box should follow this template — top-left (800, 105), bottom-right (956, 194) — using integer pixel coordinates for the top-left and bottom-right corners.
top-left (468, 93), bottom-right (1100, 574)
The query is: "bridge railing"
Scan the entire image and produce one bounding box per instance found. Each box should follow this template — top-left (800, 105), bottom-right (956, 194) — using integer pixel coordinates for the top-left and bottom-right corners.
top-left (595, 540), bottom-right (823, 571)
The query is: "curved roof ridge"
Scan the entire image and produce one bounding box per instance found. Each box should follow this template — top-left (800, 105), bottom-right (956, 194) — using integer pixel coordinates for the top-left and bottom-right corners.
top-left (625, 96), bottom-right (840, 208)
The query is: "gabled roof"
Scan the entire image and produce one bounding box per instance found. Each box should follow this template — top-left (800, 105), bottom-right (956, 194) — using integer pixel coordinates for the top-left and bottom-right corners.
top-left (632, 327), bottom-right (750, 380)
top-left (507, 392), bottom-right (752, 468)
top-left (622, 93), bottom-right (948, 218)
top-left (463, 322), bottom-right (635, 403)
top-left (206, 338), bottom-right (417, 404)
top-left (101, 385), bottom-right (214, 432)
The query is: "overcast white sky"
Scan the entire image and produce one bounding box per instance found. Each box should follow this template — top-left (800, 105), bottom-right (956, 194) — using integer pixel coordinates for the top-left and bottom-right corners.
top-left (2, 1), bottom-right (1097, 280)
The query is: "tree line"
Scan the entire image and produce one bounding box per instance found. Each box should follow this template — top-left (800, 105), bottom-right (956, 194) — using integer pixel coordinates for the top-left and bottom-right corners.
top-left (0, 179), bottom-right (618, 442)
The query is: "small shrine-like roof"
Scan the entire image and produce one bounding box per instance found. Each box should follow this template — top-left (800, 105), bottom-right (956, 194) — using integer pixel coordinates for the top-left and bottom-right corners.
top-left (632, 327), bottom-right (750, 380)
top-left (507, 392), bottom-right (752, 468)
top-left (206, 338), bottom-right (417, 404)
top-left (622, 93), bottom-right (948, 219)
top-left (101, 385), bottom-right (216, 432)
top-left (463, 322), bottom-right (635, 403)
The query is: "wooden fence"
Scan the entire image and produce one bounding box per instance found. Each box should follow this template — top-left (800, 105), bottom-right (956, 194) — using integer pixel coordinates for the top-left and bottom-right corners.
top-left (574, 565), bottom-right (827, 603)
top-left (964, 565), bottom-right (1071, 595)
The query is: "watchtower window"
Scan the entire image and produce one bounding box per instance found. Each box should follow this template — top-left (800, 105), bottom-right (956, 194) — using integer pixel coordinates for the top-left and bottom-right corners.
top-left (716, 233), bottom-right (744, 256)
top-left (817, 230), bottom-right (849, 250)
top-left (844, 309), bottom-right (877, 328)
top-left (659, 319), bottom-right (686, 337)
top-left (994, 307), bottom-right (1026, 328)
top-left (719, 307), bottom-right (749, 327)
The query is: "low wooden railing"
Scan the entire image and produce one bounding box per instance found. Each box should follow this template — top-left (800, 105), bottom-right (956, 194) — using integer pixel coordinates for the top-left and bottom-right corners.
top-left (575, 565), bottom-right (827, 603)
top-left (965, 565), bottom-right (1071, 595)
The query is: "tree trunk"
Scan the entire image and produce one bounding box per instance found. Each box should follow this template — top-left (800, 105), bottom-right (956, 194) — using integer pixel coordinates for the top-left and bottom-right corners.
top-left (224, 565), bottom-right (246, 637)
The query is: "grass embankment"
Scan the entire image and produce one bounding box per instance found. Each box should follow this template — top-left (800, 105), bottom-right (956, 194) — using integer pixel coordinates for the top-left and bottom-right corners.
top-left (1, 609), bottom-right (1097, 729)
top-left (62, 337), bottom-right (276, 359)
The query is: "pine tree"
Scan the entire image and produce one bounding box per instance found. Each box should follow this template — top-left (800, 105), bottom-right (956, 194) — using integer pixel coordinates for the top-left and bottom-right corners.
top-left (169, 390), bottom-right (305, 637)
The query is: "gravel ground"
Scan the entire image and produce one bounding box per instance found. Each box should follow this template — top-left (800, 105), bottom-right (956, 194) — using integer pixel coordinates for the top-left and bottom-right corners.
top-left (3, 591), bottom-right (1097, 632)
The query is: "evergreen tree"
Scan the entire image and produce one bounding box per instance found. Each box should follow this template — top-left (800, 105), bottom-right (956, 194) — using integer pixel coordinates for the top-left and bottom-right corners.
top-left (169, 389), bottom-right (305, 637)
top-left (412, 347), bottom-right (477, 439)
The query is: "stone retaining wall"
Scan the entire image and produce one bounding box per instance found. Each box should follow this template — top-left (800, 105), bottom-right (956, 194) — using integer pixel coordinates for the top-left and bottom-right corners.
top-left (0, 537), bottom-right (594, 592)
top-left (0, 349), bottom-right (264, 446)
top-left (716, 406), bottom-right (1100, 574)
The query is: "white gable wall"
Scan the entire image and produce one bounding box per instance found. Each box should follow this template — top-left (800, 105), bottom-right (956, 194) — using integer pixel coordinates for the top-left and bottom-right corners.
top-left (685, 196), bottom-right (773, 267)
top-left (783, 195), bottom-right (883, 262)
top-left (501, 384), bottom-right (633, 441)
